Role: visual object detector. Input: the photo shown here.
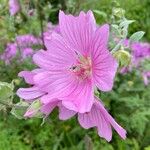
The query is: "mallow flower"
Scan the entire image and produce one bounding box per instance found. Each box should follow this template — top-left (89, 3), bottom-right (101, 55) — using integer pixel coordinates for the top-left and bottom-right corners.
top-left (18, 10), bottom-right (118, 113)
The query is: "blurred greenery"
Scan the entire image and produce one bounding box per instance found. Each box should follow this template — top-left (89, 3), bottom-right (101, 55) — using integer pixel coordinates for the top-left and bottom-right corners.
top-left (0, 0), bottom-right (150, 150)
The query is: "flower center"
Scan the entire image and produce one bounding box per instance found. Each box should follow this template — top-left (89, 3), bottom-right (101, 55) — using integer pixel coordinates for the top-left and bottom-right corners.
top-left (70, 56), bottom-right (92, 80)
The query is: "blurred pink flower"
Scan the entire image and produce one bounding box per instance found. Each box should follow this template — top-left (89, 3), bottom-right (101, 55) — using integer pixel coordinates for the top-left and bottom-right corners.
top-left (9, 0), bottom-right (21, 16)
top-left (142, 71), bottom-right (150, 85)
top-left (16, 34), bottom-right (42, 48)
top-left (0, 43), bottom-right (17, 64)
top-left (21, 48), bottom-right (34, 59)
top-left (18, 10), bottom-right (118, 113)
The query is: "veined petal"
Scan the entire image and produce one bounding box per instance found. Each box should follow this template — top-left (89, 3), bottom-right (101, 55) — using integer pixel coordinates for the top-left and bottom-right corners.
top-left (40, 78), bottom-right (94, 113)
top-left (58, 103), bottom-right (76, 120)
top-left (41, 99), bottom-right (59, 116)
top-left (93, 52), bottom-right (118, 91)
top-left (95, 98), bottom-right (127, 140)
top-left (18, 71), bottom-right (36, 84)
top-left (33, 33), bottom-right (76, 70)
top-left (59, 10), bottom-right (96, 56)
top-left (91, 24), bottom-right (109, 59)
top-left (17, 86), bottom-right (44, 101)
top-left (78, 97), bottom-right (126, 141)
top-left (91, 24), bottom-right (118, 91)
top-left (61, 79), bottom-right (94, 113)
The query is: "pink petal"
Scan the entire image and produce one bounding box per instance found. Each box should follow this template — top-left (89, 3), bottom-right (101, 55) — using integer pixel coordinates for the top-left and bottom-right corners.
top-left (40, 78), bottom-right (94, 113)
top-left (17, 86), bottom-right (44, 101)
top-left (33, 33), bottom-right (76, 70)
top-left (19, 71), bottom-right (35, 84)
top-left (91, 25), bottom-right (118, 91)
top-left (95, 98), bottom-right (127, 140)
top-left (78, 97), bottom-right (126, 141)
top-left (58, 103), bottom-right (76, 120)
top-left (33, 70), bottom-right (74, 93)
top-left (93, 52), bottom-right (118, 91)
top-left (41, 99), bottom-right (59, 115)
top-left (59, 10), bottom-right (96, 56)
top-left (78, 112), bottom-right (95, 129)
top-left (63, 79), bottom-right (94, 113)
top-left (91, 24), bottom-right (109, 60)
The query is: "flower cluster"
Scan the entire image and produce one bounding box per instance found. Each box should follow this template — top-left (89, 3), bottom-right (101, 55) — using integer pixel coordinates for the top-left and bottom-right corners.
top-left (17, 11), bottom-right (126, 141)
top-left (0, 34), bottom-right (42, 64)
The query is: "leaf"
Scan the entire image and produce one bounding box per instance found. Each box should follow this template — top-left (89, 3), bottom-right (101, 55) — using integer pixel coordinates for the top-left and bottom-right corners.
top-left (93, 10), bottom-right (107, 18)
top-left (119, 20), bottom-right (135, 28)
top-left (0, 81), bottom-right (14, 100)
top-left (11, 100), bottom-right (29, 119)
top-left (130, 31), bottom-right (145, 42)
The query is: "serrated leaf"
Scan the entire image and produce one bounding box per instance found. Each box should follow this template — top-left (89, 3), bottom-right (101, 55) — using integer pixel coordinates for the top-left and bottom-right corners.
top-left (130, 31), bottom-right (145, 42)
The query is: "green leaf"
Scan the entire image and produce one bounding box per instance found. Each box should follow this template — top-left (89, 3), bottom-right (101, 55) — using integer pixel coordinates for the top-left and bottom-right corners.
top-left (11, 101), bottom-right (29, 119)
top-left (130, 31), bottom-right (145, 42)
top-left (93, 10), bottom-right (107, 18)
top-left (119, 20), bottom-right (135, 28)
top-left (0, 81), bottom-right (14, 102)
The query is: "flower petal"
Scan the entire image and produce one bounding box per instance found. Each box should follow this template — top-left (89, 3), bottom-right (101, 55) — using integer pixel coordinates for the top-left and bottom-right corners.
top-left (17, 86), bottom-right (44, 101)
top-left (41, 99), bottom-right (59, 116)
top-left (95, 98), bottom-right (127, 140)
top-left (59, 10), bottom-right (96, 55)
top-left (33, 33), bottom-right (76, 70)
top-left (91, 24), bottom-right (118, 91)
top-left (61, 79), bottom-right (94, 113)
top-left (58, 103), bottom-right (76, 120)
top-left (19, 71), bottom-right (35, 84)
top-left (78, 97), bottom-right (126, 141)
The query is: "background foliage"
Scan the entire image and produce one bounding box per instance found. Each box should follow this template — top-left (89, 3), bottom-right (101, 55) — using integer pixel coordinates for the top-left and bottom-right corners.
top-left (0, 0), bottom-right (150, 150)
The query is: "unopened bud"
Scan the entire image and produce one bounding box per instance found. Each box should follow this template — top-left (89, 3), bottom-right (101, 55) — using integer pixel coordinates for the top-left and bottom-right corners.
top-left (113, 8), bottom-right (125, 18)
top-left (113, 50), bottom-right (131, 67)
top-left (24, 100), bottom-right (43, 118)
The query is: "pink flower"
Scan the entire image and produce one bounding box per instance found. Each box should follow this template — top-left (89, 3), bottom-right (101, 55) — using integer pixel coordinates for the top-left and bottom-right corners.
top-left (9, 0), bottom-right (21, 16)
top-left (21, 48), bottom-right (33, 59)
top-left (17, 11), bottom-right (126, 141)
top-left (16, 34), bottom-right (42, 48)
top-left (142, 71), bottom-right (150, 85)
top-left (18, 11), bottom-right (117, 113)
top-left (0, 43), bottom-right (17, 64)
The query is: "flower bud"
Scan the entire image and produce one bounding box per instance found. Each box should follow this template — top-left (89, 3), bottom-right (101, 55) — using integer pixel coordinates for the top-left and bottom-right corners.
top-left (113, 8), bottom-right (125, 18)
top-left (113, 50), bottom-right (131, 67)
top-left (24, 100), bottom-right (43, 118)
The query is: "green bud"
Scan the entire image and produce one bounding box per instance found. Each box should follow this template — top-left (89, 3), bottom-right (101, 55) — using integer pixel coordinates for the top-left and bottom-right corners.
top-left (12, 79), bottom-right (21, 85)
top-left (24, 100), bottom-right (43, 118)
top-left (113, 8), bottom-right (125, 18)
top-left (113, 50), bottom-right (131, 67)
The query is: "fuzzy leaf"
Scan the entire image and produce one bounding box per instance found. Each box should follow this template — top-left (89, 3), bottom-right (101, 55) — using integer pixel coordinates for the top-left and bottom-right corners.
top-left (130, 31), bottom-right (145, 42)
